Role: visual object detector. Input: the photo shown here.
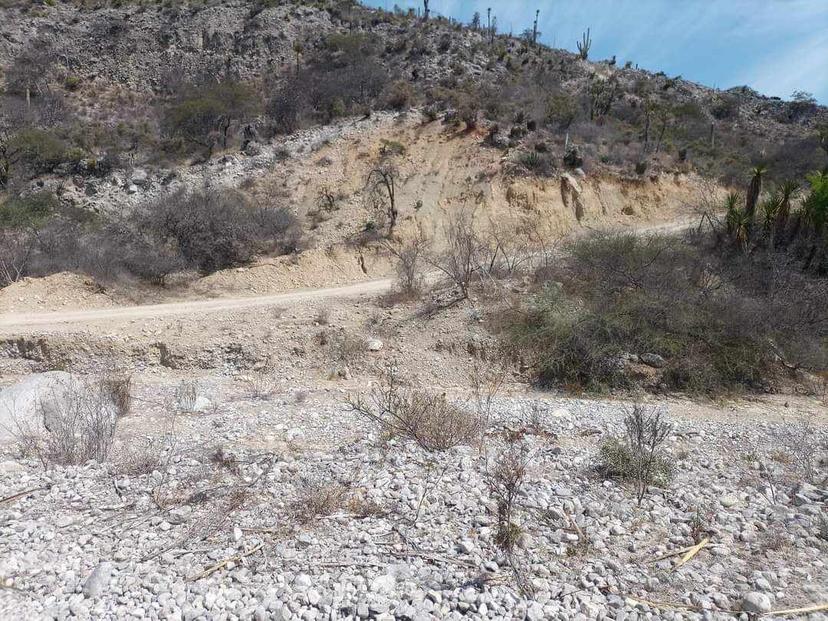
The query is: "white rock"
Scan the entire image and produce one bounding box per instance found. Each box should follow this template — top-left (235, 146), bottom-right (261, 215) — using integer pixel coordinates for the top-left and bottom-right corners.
top-left (82, 562), bottom-right (113, 598)
top-left (741, 592), bottom-right (772, 614)
top-left (370, 574), bottom-right (396, 594)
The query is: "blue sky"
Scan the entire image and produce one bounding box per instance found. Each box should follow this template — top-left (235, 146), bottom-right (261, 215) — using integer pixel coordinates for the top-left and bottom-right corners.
top-left (363, 0), bottom-right (828, 103)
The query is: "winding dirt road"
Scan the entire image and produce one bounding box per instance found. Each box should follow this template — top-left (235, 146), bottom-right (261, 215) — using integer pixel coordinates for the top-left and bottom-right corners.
top-left (0, 217), bottom-right (705, 334)
top-left (0, 278), bottom-right (394, 333)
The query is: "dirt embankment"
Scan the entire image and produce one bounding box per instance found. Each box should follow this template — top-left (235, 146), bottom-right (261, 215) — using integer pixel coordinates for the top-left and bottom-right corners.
top-left (0, 114), bottom-right (718, 316)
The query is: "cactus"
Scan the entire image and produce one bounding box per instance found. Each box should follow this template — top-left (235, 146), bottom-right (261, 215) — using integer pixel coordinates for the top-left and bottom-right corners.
top-left (532, 9), bottom-right (540, 45)
top-left (577, 28), bottom-right (592, 60)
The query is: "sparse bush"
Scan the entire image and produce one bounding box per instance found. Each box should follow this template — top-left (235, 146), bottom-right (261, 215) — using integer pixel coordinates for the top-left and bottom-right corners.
top-left (387, 236), bottom-right (426, 299)
top-left (486, 442), bottom-right (529, 552)
top-left (598, 405), bottom-right (673, 505)
top-left (347, 363), bottom-right (483, 451)
top-left (13, 375), bottom-right (130, 466)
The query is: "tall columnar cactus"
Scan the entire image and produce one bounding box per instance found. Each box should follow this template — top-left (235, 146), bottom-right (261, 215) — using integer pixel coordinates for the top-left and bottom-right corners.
top-left (532, 10), bottom-right (540, 45)
top-left (423, 0), bottom-right (429, 21)
top-left (577, 28), bottom-right (592, 60)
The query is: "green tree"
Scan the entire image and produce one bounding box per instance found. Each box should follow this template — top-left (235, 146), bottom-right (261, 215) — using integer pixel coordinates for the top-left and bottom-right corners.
top-left (163, 81), bottom-right (259, 157)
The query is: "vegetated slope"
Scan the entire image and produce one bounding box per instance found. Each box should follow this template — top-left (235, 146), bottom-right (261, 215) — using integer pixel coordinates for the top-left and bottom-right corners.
top-left (0, 0), bottom-right (826, 297)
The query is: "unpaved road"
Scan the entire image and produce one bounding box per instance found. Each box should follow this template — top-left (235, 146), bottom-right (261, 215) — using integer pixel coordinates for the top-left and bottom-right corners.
top-left (0, 217), bottom-right (705, 334)
top-left (0, 277), bottom-right (393, 333)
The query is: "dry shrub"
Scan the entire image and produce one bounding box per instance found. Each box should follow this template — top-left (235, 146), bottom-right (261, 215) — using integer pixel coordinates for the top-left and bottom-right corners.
top-left (598, 405), bottom-right (673, 505)
top-left (320, 330), bottom-right (365, 367)
top-left (486, 443), bottom-right (529, 552)
top-left (290, 482), bottom-right (350, 525)
top-left (347, 363), bottom-right (482, 451)
top-left (174, 379), bottom-right (199, 412)
top-left (14, 375), bottom-right (130, 466)
top-left (240, 368), bottom-right (277, 401)
top-left (100, 373), bottom-right (132, 418)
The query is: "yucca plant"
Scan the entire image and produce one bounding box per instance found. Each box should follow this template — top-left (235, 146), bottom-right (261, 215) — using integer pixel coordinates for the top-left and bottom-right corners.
top-left (760, 191), bottom-right (781, 231)
top-left (774, 179), bottom-right (800, 234)
top-left (724, 192), bottom-right (741, 235)
top-left (724, 191), bottom-right (750, 251)
top-left (744, 164), bottom-right (767, 222)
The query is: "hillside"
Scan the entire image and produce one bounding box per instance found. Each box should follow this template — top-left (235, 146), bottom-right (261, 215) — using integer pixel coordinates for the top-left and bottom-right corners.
top-left (1, 3), bottom-right (828, 620)
top-left (1, 0), bottom-right (827, 296)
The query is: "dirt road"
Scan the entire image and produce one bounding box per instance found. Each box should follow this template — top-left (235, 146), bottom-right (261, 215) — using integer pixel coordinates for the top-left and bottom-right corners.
top-left (0, 278), bottom-right (393, 333)
top-left (0, 216), bottom-right (705, 334)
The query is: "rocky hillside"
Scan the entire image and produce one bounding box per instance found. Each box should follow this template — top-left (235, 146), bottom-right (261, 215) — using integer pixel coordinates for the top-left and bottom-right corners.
top-left (1, 0), bottom-right (827, 296)
top-left (1, 0), bottom-right (826, 182)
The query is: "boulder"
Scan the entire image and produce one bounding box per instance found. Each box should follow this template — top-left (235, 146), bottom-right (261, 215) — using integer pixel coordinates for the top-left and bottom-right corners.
top-left (366, 339), bottom-right (384, 352)
top-left (130, 168), bottom-right (149, 187)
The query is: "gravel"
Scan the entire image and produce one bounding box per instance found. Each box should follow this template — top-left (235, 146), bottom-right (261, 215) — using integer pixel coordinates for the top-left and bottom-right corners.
top-left (1, 392), bottom-right (826, 620)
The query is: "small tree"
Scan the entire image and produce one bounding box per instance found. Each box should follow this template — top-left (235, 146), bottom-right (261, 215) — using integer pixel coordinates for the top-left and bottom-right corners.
top-left (470, 11), bottom-right (481, 30)
top-left (486, 443), bottom-right (529, 552)
top-left (426, 207), bottom-right (483, 300)
top-left (163, 81), bottom-right (259, 157)
top-left (365, 165), bottom-right (398, 234)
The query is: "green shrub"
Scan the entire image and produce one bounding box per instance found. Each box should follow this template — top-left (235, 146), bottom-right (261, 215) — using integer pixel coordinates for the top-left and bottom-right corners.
top-left (64, 75), bottom-right (81, 91)
top-left (597, 436), bottom-right (673, 487)
top-left (505, 232), bottom-right (827, 394)
top-left (0, 192), bottom-right (59, 228)
top-left (7, 128), bottom-right (68, 176)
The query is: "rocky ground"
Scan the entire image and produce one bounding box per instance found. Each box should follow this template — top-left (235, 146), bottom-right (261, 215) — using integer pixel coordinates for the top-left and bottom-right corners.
top-left (0, 368), bottom-right (826, 621)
